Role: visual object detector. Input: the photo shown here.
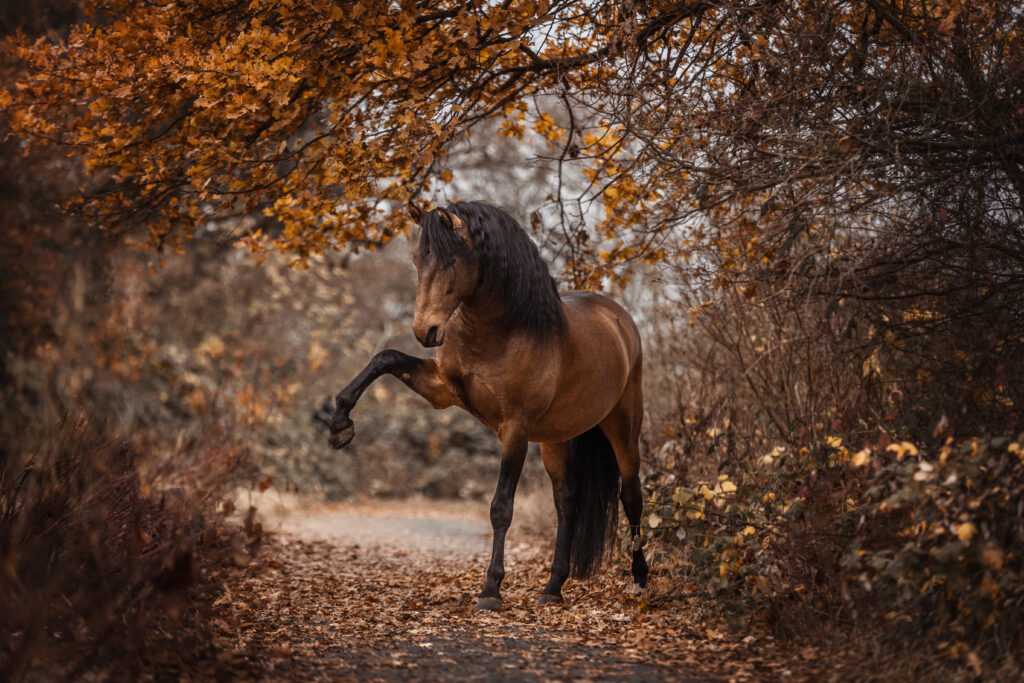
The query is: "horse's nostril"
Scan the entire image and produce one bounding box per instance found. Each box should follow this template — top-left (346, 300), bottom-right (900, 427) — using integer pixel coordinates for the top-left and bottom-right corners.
top-left (426, 326), bottom-right (438, 346)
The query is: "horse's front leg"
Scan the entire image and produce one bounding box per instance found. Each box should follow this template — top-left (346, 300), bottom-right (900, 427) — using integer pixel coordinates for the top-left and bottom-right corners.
top-left (328, 350), bottom-right (459, 449)
top-left (476, 428), bottom-right (528, 611)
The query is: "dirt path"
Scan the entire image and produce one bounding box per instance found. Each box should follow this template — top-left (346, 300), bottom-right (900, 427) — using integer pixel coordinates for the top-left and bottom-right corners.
top-left (208, 498), bottom-right (801, 681)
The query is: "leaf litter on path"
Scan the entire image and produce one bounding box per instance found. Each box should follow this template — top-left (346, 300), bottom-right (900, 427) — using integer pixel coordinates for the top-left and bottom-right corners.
top-left (204, 499), bottom-right (817, 681)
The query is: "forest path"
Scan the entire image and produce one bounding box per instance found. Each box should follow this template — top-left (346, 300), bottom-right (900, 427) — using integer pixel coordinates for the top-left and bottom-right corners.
top-left (212, 498), bottom-right (795, 681)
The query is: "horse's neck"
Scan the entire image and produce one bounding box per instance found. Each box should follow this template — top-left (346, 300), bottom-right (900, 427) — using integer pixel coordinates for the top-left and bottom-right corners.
top-left (450, 294), bottom-right (522, 354)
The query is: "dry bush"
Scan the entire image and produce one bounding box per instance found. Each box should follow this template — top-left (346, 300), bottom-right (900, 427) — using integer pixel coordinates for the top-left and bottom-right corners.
top-left (0, 415), bottom-right (252, 681)
top-left (0, 212), bottom-right (254, 678)
top-left (634, 222), bottom-right (1023, 675)
top-left (1, 24), bottom-right (253, 672)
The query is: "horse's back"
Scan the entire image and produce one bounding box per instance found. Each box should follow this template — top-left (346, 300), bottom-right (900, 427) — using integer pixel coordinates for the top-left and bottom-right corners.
top-left (560, 291), bottom-right (642, 368)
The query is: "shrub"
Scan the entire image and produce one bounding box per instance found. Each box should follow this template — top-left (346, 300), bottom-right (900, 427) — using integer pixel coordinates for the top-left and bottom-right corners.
top-left (0, 417), bottom-right (247, 680)
top-left (641, 431), bottom-right (1024, 667)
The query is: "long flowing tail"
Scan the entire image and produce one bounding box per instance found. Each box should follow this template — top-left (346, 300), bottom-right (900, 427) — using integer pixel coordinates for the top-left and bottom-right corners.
top-left (567, 425), bottom-right (620, 579)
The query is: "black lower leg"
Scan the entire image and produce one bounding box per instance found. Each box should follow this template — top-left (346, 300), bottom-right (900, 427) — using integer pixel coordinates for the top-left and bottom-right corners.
top-left (541, 482), bottom-right (574, 600)
top-left (478, 439), bottom-right (527, 608)
top-left (621, 476), bottom-right (649, 588)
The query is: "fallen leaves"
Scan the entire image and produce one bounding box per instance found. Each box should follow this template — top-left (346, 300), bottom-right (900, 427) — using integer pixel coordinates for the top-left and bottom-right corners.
top-left (200, 500), bottom-right (817, 681)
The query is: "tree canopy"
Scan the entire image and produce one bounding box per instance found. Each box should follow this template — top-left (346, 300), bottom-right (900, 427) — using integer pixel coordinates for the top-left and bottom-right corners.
top-left (8, 0), bottom-right (1019, 284)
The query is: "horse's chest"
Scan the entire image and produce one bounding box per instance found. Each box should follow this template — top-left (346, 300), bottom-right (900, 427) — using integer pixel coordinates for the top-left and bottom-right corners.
top-left (444, 368), bottom-right (505, 430)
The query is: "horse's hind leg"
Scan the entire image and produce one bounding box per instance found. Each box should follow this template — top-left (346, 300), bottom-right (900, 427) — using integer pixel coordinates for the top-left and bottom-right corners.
top-left (599, 363), bottom-right (649, 591)
top-left (539, 441), bottom-right (573, 604)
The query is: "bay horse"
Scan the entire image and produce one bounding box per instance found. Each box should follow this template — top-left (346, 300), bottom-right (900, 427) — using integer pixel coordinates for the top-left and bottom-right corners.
top-left (328, 200), bottom-right (648, 610)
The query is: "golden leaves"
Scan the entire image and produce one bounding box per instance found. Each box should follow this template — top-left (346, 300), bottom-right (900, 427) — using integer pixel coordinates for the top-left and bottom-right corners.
top-left (886, 441), bottom-right (920, 460)
top-left (851, 449), bottom-right (872, 468)
top-left (1, 0), bottom-right (586, 264)
top-left (534, 112), bottom-right (563, 141)
top-left (981, 544), bottom-right (1004, 570)
top-left (955, 522), bottom-right (977, 544)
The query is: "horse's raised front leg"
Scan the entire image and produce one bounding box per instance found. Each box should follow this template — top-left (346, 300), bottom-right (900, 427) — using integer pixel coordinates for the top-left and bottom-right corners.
top-left (476, 428), bottom-right (528, 611)
top-left (328, 350), bottom-right (459, 449)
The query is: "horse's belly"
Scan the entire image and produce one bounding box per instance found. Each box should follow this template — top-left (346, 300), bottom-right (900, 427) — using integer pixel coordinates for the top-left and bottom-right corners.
top-left (526, 381), bottom-right (621, 442)
top-left (450, 366), bottom-right (610, 443)
top-left (524, 350), bottom-right (629, 443)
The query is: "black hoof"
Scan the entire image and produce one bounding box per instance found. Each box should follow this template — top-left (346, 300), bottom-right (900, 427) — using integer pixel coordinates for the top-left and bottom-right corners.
top-left (328, 424), bottom-right (355, 450)
top-left (537, 593), bottom-right (563, 606)
top-left (329, 412), bottom-right (353, 432)
top-left (475, 596), bottom-right (503, 611)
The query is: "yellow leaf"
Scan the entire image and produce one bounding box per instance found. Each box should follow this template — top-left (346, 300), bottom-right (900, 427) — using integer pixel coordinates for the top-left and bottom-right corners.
top-left (851, 449), bottom-right (871, 468)
top-left (308, 340), bottom-right (328, 371)
top-left (885, 441), bottom-right (919, 460)
top-left (956, 522), bottom-right (977, 544)
top-left (720, 480), bottom-right (737, 494)
top-left (197, 333), bottom-right (225, 359)
top-left (981, 545), bottom-right (1004, 571)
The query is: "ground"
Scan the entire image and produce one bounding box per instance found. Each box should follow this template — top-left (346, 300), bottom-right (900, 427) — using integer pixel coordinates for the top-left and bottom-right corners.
top-left (189, 497), bottom-right (817, 682)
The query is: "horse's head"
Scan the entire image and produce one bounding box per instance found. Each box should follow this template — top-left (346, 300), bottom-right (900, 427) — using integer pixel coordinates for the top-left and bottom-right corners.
top-left (408, 201), bottom-right (478, 348)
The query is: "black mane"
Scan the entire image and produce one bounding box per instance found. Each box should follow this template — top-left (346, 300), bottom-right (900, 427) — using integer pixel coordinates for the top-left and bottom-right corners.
top-left (418, 200), bottom-right (565, 337)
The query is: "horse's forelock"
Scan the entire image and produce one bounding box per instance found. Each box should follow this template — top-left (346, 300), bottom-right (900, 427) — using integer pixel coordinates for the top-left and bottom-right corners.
top-left (418, 208), bottom-right (471, 269)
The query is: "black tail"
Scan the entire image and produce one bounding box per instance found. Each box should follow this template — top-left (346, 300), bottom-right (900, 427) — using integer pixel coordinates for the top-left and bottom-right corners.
top-left (567, 425), bottom-right (620, 579)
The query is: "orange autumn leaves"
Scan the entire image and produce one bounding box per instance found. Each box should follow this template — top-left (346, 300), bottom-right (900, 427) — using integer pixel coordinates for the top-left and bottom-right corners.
top-left (7, 1), bottom-right (559, 255)
top-left (6, 0), bottom-right (717, 287)
top-left (6, 0), bottom-right (1015, 288)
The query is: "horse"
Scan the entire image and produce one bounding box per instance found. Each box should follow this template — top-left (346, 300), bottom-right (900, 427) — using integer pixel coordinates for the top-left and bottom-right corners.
top-left (328, 200), bottom-right (648, 610)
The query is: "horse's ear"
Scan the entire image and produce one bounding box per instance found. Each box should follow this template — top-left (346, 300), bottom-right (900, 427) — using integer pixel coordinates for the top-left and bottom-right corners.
top-left (407, 200), bottom-right (424, 225)
top-left (439, 209), bottom-right (472, 247)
